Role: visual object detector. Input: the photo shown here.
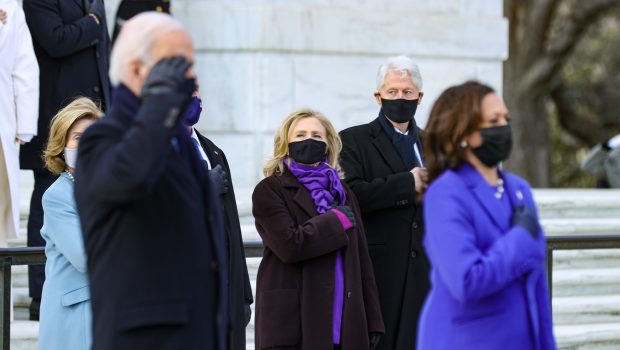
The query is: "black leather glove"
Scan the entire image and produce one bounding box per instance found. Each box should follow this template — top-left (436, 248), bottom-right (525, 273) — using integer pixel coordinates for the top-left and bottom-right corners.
top-left (369, 332), bottom-right (382, 350)
top-left (141, 56), bottom-right (194, 100)
top-left (88, 0), bottom-right (106, 23)
top-left (512, 205), bottom-right (539, 238)
top-left (331, 205), bottom-right (356, 228)
top-left (208, 164), bottom-right (229, 195)
top-left (244, 303), bottom-right (252, 327)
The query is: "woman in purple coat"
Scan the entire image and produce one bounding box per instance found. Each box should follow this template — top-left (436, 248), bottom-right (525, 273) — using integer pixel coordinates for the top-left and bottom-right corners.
top-left (417, 81), bottom-right (556, 350)
top-left (252, 109), bottom-right (384, 350)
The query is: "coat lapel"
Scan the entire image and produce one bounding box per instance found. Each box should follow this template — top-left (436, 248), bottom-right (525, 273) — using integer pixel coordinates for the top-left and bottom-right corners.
top-left (77, 0), bottom-right (87, 12)
top-left (369, 118), bottom-right (407, 173)
top-left (416, 128), bottom-right (425, 165)
top-left (196, 131), bottom-right (222, 169)
top-left (281, 170), bottom-right (318, 218)
top-left (501, 171), bottom-right (526, 209)
top-left (458, 164), bottom-right (507, 232)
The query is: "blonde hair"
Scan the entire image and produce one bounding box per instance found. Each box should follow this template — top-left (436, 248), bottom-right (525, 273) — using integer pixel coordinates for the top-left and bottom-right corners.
top-left (44, 97), bottom-right (103, 174)
top-left (263, 109), bottom-right (342, 177)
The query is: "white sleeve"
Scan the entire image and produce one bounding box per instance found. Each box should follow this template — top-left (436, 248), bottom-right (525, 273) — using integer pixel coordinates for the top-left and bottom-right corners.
top-left (607, 134), bottom-right (620, 149)
top-left (12, 5), bottom-right (39, 136)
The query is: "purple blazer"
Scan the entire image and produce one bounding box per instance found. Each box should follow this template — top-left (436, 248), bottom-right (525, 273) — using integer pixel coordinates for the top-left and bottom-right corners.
top-left (417, 163), bottom-right (556, 350)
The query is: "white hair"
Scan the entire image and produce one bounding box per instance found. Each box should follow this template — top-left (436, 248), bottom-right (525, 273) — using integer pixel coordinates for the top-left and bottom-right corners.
top-left (109, 12), bottom-right (185, 86)
top-left (376, 55), bottom-right (423, 91)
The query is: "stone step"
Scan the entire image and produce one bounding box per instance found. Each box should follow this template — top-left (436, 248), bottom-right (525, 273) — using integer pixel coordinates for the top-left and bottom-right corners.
top-left (240, 224), bottom-right (261, 242)
top-left (12, 265), bottom-right (29, 288)
top-left (553, 249), bottom-right (620, 270)
top-left (553, 267), bottom-right (620, 297)
top-left (534, 189), bottom-right (620, 219)
top-left (554, 322), bottom-right (620, 350)
top-left (12, 286), bottom-right (30, 321)
top-left (13, 287), bottom-right (30, 307)
top-left (553, 294), bottom-right (620, 325)
top-left (542, 218), bottom-right (620, 236)
top-left (10, 321), bottom-right (39, 350)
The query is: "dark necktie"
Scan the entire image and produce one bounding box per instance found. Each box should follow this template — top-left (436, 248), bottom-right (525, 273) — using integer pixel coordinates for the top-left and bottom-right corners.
top-left (191, 137), bottom-right (211, 171)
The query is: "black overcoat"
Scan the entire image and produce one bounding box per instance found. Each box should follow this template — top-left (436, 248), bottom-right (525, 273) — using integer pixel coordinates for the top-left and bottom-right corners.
top-left (252, 169), bottom-right (384, 350)
top-left (21, 0), bottom-right (111, 169)
top-left (339, 116), bottom-right (431, 350)
top-left (74, 91), bottom-right (228, 350)
top-left (196, 131), bottom-right (254, 350)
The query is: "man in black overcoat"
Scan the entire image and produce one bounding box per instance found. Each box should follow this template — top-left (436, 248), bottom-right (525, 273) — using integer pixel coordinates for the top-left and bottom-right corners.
top-left (21, 0), bottom-right (111, 319)
top-left (339, 55), bottom-right (431, 350)
top-left (183, 89), bottom-right (254, 350)
top-left (74, 12), bottom-right (228, 350)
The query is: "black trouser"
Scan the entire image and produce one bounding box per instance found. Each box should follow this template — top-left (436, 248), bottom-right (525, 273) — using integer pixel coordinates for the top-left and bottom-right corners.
top-left (27, 169), bottom-right (57, 298)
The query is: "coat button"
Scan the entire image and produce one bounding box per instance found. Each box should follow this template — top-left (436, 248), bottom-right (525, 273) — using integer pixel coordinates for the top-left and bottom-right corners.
top-left (93, 86), bottom-right (100, 93)
top-left (346, 291), bottom-right (352, 299)
top-left (410, 250), bottom-right (417, 259)
top-left (210, 261), bottom-right (219, 271)
top-left (412, 222), bottom-right (418, 229)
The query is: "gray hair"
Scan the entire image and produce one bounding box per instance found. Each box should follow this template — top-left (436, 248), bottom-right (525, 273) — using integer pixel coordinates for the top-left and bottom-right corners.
top-left (376, 55), bottom-right (423, 91)
top-left (109, 12), bottom-right (185, 86)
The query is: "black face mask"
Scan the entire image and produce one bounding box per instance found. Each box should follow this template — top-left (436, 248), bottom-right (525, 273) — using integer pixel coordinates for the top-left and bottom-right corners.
top-left (381, 98), bottom-right (418, 123)
top-left (472, 125), bottom-right (513, 167)
top-left (288, 138), bottom-right (327, 164)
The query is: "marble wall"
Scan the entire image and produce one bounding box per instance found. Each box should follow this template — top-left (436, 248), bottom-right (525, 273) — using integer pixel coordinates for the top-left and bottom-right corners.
top-left (105, 0), bottom-right (508, 189)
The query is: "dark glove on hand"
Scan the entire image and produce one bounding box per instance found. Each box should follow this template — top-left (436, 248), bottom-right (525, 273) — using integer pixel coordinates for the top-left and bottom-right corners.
top-left (88, 0), bottom-right (106, 22)
top-left (369, 332), bottom-right (382, 350)
top-left (244, 303), bottom-right (252, 327)
top-left (331, 205), bottom-right (356, 228)
top-left (512, 205), bottom-right (539, 239)
top-left (208, 164), bottom-right (229, 195)
top-left (141, 56), bottom-right (194, 100)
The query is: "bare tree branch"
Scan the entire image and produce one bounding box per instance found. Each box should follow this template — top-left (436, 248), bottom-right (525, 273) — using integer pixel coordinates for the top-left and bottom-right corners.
top-left (550, 86), bottom-right (610, 146)
top-left (517, 0), bottom-right (619, 96)
top-left (520, 0), bottom-right (559, 63)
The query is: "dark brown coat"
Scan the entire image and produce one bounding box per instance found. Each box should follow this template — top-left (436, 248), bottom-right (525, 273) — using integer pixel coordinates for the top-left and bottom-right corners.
top-left (252, 169), bottom-right (384, 350)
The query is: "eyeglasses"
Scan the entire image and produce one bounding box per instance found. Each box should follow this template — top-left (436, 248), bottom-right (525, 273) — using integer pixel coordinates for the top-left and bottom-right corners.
top-left (381, 89), bottom-right (420, 100)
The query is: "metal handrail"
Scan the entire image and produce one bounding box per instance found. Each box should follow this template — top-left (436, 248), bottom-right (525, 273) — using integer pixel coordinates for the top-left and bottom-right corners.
top-left (545, 234), bottom-right (620, 297)
top-left (2, 235), bottom-right (620, 349)
top-left (0, 242), bottom-right (265, 350)
top-left (0, 247), bottom-right (47, 348)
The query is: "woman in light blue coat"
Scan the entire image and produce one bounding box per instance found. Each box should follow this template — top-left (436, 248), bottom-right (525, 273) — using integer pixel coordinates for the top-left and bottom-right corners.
top-left (39, 98), bottom-right (102, 350)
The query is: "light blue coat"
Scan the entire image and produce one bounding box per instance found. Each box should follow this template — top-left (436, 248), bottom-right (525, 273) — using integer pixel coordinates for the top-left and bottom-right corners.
top-left (39, 172), bottom-right (91, 350)
top-left (417, 163), bottom-right (556, 350)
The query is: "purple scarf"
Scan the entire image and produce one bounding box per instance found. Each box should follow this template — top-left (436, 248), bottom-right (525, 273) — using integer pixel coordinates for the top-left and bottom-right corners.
top-left (286, 158), bottom-right (346, 211)
top-left (286, 157), bottom-right (347, 344)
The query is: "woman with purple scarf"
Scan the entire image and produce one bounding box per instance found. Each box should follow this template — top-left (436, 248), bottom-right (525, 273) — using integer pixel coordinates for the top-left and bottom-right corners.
top-left (252, 109), bottom-right (385, 350)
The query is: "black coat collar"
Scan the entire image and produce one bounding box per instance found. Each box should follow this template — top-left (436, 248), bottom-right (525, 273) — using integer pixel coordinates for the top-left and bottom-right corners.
top-left (368, 117), bottom-right (408, 173)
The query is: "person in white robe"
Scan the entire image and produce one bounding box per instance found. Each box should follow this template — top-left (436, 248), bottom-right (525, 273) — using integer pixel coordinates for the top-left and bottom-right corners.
top-left (0, 0), bottom-right (39, 245)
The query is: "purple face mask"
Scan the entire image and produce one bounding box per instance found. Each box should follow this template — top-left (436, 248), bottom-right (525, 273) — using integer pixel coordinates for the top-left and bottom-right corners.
top-left (183, 96), bottom-right (203, 126)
